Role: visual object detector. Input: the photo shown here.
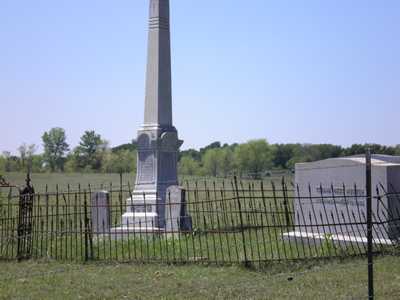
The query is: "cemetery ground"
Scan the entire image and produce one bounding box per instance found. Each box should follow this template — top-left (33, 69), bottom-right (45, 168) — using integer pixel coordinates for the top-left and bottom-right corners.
top-left (1, 255), bottom-right (400, 299)
top-left (2, 172), bottom-right (400, 298)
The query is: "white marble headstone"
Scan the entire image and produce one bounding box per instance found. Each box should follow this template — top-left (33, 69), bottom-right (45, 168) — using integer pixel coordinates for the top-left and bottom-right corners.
top-left (284, 155), bottom-right (400, 244)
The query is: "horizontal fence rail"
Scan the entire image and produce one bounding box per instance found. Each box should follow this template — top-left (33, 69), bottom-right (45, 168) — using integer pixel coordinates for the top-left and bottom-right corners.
top-left (1, 179), bottom-right (399, 267)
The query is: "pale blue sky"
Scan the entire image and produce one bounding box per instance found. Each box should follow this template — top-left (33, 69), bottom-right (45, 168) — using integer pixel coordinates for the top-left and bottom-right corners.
top-left (1, 0), bottom-right (399, 154)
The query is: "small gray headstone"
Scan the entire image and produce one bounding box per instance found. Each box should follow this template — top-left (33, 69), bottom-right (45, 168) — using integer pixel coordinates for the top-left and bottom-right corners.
top-left (165, 186), bottom-right (192, 233)
top-left (91, 191), bottom-right (111, 234)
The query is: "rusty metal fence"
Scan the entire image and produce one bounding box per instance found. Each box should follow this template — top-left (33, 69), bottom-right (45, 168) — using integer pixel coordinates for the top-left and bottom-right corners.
top-left (0, 178), bottom-right (399, 266)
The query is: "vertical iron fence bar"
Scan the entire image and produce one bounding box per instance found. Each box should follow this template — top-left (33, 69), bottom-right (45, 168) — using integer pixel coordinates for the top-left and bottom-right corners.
top-left (182, 190), bottom-right (190, 263)
top-left (261, 182), bottom-right (274, 260)
top-left (272, 182), bottom-right (287, 259)
top-left (50, 205), bottom-right (54, 258)
top-left (248, 182), bottom-right (260, 265)
top-left (186, 181), bottom-right (196, 262)
top-left (64, 198), bottom-right (68, 260)
top-left (199, 190), bottom-right (210, 261)
top-left (103, 220), bottom-right (106, 260)
top-left (213, 182), bottom-right (224, 264)
top-left (206, 187), bottom-right (218, 263)
top-left (282, 178), bottom-right (291, 228)
top-left (234, 176), bottom-right (249, 266)
top-left (228, 195), bottom-right (240, 262)
top-left (269, 202), bottom-right (282, 260)
top-left (33, 195), bottom-right (38, 259)
top-left (194, 186), bottom-right (204, 262)
top-left (55, 185), bottom-right (59, 260)
top-left (319, 184), bottom-right (338, 257)
top-left (94, 192), bottom-right (100, 260)
top-left (307, 184), bottom-right (322, 257)
top-left (220, 190), bottom-right (232, 263)
top-left (74, 192), bottom-right (78, 259)
top-left (11, 218), bottom-right (15, 258)
top-left (127, 184), bottom-right (137, 261)
top-left (330, 184), bottom-right (347, 255)
top-left (83, 194), bottom-right (89, 262)
top-left (240, 181), bottom-right (255, 263)
top-left (366, 149), bottom-right (374, 300)
top-left (67, 185), bottom-right (71, 260)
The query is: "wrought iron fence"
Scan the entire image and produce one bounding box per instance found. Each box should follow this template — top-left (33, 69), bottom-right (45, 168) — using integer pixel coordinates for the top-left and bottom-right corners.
top-left (0, 178), bottom-right (399, 266)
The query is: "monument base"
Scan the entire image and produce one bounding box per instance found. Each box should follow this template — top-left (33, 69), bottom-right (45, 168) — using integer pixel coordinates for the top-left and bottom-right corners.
top-left (283, 231), bottom-right (393, 246)
top-left (111, 185), bottom-right (192, 238)
top-left (122, 189), bottom-right (159, 228)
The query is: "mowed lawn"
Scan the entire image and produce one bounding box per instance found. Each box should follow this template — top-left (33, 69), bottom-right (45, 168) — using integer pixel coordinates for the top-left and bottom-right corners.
top-left (0, 256), bottom-right (400, 299)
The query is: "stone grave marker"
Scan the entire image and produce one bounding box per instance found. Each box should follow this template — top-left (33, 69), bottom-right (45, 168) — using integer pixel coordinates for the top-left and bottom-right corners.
top-left (284, 155), bottom-right (400, 245)
top-left (91, 191), bottom-right (111, 234)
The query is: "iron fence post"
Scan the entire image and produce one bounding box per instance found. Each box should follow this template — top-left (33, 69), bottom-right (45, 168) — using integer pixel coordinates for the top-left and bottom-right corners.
top-left (282, 177), bottom-right (291, 228)
top-left (17, 173), bottom-right (34, 261)
top-left (366, 148), bottom-right (374, 300)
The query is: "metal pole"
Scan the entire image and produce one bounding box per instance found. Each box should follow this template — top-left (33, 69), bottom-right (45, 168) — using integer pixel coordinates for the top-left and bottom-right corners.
top-left (366, 148), bottom-right (374, 300)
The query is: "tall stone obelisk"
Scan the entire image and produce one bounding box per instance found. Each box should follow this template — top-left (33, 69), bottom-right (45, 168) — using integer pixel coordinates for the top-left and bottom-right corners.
top-left (122, 0), bottom-right (183, 229)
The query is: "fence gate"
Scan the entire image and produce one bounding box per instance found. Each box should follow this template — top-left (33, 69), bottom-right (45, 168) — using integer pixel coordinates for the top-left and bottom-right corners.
top-left (17, 176), bottom-right (35, 260)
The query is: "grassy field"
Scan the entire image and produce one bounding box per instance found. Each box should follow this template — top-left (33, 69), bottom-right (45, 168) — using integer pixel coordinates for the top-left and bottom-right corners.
top-left (0, 256), bottom-right (400, 299)
top-left (2, 172), bottom-right (136, 193)
top-left (2, 172), bottom-right (293, 193)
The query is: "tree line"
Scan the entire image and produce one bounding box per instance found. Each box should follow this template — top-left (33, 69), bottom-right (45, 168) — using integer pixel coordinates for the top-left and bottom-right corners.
top-left (1, 127), bottom-right (399, 177)
top-left (0, 127), bottom-right (136, 174)
top-left (179, 141), bottom-right (400, 178)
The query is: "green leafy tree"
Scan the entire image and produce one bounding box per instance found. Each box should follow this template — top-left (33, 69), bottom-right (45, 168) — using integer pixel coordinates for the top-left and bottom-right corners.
top-left (0, 155), bottom-right (5, 173)
top-left (74, 130), bottom-right (108, 171)
top-left (30, 154), bottom-right (45, 173)
top-left (202, 148), bottom-right (220, 177)
top-left (102, 150), bottom-right (136, 173)
top-left (1, 151), bottom-right (19, 172)
top-left (179, 156), bottom-right (201, 176)
top-left (395, 145), bottom-right (400, 156)
top-left (178, 149), bottom-right (201, 162)
top-left (112, 139), bottom-right (137, 153)
top-left (218, 147), bottom-right (234, 177)
top-left (200, 141), bottom-right (221, 156)
top-left (18, 143), bottom-right (37, 171)
top-left (234, 139), bottom-right (273, 178)
top-left (273, 144), bottom-right (297, 169)
top-left (42, 127), bottom-right (69, 172)
top-left (2, 151), bottom-right (11, 172)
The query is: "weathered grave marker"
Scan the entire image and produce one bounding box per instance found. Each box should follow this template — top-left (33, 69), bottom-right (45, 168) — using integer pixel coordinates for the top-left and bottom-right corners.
top-left (91, 191), bottom-right (110, 234)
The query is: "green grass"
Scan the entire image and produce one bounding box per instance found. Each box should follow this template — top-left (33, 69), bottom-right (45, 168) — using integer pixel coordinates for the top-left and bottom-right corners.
top-left (2, 172), bottom-right (293, 193)
top-left (1, 256), bottom-right (400, 299)
top-left (3, 172), bottom-right (136, 193)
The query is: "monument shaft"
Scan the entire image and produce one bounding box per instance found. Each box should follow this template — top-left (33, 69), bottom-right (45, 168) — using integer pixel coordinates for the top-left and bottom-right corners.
top-left (122, 0), bottom-right (183, 229)
top-left (144, 0), bottom-right (173, 127)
